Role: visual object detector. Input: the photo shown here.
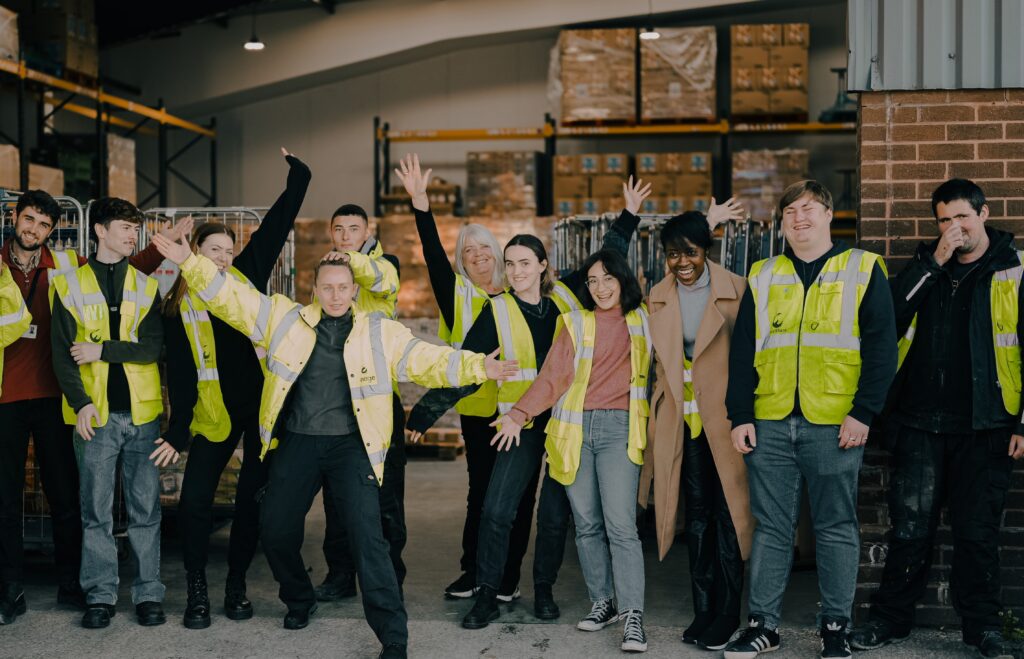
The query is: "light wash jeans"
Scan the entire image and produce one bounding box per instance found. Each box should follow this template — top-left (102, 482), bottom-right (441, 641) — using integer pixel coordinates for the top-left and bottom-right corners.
top-left (745, 415), bottom-right (863, 629)
top-left (75, 412), bottom-right (164, 605)
top-left (565, 410), bottom-right (645, 612)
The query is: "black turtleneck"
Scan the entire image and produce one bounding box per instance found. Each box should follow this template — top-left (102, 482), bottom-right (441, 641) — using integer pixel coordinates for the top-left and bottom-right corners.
top-left (285, 309), bottom-right (358, 436)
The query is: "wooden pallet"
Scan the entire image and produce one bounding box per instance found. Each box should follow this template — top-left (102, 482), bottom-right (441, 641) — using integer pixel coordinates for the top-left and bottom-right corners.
top-left (405, 427), bottom-right (465, 461)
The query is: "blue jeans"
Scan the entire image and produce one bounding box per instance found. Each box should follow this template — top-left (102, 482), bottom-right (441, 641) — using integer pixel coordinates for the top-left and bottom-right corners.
top-left (565, 410), bottom-right (644, 612)
top-left (75, 412), bottom-right (164, 605)
top-left (745, 415), bottom-right (863, 628)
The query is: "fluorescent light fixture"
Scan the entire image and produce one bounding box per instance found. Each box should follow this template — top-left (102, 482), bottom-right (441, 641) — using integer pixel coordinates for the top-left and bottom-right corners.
top-left (640, 27), bottom-right (660, 40)
top-left (244, 36), bottom-right (265, 51)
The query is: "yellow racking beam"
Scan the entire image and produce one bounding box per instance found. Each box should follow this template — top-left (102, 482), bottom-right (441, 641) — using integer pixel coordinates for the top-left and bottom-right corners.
top-left (380, 125), bottom-right (552, 142)
top-left (557, 120), bottom-right (729, 136)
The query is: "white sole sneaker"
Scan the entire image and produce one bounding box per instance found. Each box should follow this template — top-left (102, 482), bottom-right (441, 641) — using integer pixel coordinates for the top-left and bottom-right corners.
top-left (496, 587), bottom-right (520, 603)
top-left (724, 646), bottom-right (779, 659)
top-left (577, 613), bottom-right (620, 631)
top-left (622, 639), bottom-right (648, 652)
top-left (444, 587), bottom-right (477, 599)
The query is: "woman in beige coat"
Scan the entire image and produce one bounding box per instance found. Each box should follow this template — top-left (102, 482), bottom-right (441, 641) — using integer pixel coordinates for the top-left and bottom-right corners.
top-left (638, 211), bottom-right (754, 651)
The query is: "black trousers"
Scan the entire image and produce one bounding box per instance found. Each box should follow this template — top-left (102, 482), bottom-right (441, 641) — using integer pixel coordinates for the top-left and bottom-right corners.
top-left (261, 431), bottom-right (407, 645)
top-left (0, 397), bottom-right (82, 585)
top-left (459, 413), bottom-right (536, 589)
top-left (682, 429), bottom-right (743, 618)
top-left (323, 394), bottom-right (406, 585)
top-left (869, 424), bottom-right (1015, 641)
top-left (178, 412), bottom-right (268, 575)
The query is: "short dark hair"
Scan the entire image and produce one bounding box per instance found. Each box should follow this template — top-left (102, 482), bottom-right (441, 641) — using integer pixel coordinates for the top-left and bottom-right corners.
top-left (931, 178), bottom-right (986, 218)
top-left (331, 204), bottom-right (368, 223)
top-left (778, 179), bottom-right (833, 216)
top-left (660, 211), bottom-right (713, 252)
top-left (576, 249), bottom-right (643, 314)
top-left (90, 197), bottom-right (143, 237)
top-left (15, 189), bottom-right (61, 223)
top-left (314, 255), bottom-right (354, 283)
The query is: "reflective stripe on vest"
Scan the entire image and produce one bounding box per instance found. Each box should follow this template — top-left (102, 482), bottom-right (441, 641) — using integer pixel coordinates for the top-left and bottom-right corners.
top-left (438, 274), bottom-right (497, 417)
top-left (749, 249), bottom-right (882, 425)
top-left (550, 280), bottom-right (582, 314)
top-left (545, 307), bottom-right (651, 485)
top-left (683, 356), bottom-right (703, 438)
top-left (491, 293), bottom-right (539, 424)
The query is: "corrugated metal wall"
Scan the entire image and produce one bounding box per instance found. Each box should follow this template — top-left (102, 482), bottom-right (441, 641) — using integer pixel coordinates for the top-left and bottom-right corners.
top-left (848, 0), bottom-right (1024, 91)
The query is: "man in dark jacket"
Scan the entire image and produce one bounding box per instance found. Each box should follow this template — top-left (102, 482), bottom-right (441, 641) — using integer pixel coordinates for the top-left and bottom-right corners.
top-left (851, 179), bottom-right (1023, 658)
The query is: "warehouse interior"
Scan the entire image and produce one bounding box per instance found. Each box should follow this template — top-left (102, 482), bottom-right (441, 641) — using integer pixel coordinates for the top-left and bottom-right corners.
top-left (0, 0), bottom-right (1022, 657)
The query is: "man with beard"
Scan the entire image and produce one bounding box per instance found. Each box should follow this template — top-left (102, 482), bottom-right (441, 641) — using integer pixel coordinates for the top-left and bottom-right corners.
top-left (0, 190), bottom-right (187, 624)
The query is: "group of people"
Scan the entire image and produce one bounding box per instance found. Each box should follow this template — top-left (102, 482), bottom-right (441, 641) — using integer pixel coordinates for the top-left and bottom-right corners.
top-left (0, 145), bottom-right (1018, 659)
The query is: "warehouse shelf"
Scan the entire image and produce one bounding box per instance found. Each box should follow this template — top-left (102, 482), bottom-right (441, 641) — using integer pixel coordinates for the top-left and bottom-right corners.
top-left (730, 121), bottom-right (856, 134)
top-left (833, 210), bottom-right (857, 220)
top-left (557, 120), bottom-right (729, 137)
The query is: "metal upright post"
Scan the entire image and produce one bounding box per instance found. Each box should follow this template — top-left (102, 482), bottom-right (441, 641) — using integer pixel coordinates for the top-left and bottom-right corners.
top-left (381, 121), bottom-right (391, 208)
top-left (209, 117), bottom-right (217, 206)
top-left (17, 58), bottom-right (27, 191)
top-left (158, 99), bottom-right (168, 207)
top-left (373, 116), bottom-right (381, 217)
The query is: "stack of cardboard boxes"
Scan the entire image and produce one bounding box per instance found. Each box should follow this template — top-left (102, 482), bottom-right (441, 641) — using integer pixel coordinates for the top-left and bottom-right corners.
top-left (559, 29), bottom-right (637, 124)
top-left (0, 143), bottom-right (64, 194)
top-left (730, 23), bottom-right (809, 118)
top-left (381, 178), bottom-right (458, 216)
top-left (732, 148), bottom-right (809, 222)
top-left (635, 151), bottom-right (713, 214)
top-left (0, 5), bottom-right (18, 62)
top-left (465, 151), bottom-right (549, 217)
top-left (106, 134), bottom-right (136, 204)
top-left (20, 0), bottom-right (98, 78)
top-left (640, 26), bottom-right (717, 122)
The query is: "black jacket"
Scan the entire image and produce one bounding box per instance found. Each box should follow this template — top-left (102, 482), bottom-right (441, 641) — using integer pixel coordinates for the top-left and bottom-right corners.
top-left (889, 226), bottom-right (1024, 435)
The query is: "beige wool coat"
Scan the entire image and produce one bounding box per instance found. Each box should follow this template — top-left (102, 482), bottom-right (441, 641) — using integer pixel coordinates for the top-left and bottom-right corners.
top-left (638, 261), bottom-right (755, 560)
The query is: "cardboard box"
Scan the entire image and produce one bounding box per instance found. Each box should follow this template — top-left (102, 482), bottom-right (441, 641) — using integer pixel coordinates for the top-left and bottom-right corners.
top-left (732, 66), bottom-right (756, 91)
top-left (590, 175), bottom-right (622, 199)
top-left (554, 155), bottom-right (576, 176)
top-left (640, 26), bottom-right (717, 122)
top-left (769, 90), bottom-right (809, 115)
top-left (637, 153), bottom-right (660, 174)
top-left (553, 175), bottom-right (589, 198)
top-left (731, 91), bottom-right (771, 115)
top-left (770, 46), bottom-right (808, 89)
top-left (555, 198), bottom-right (577, 217)
top-left (684, 152), bottom-right (712, 173)
top-left (0, 143), bottom-right (18, 189)
top-left (665, 196), bottom-right (686, 215)
top-left (676, 174), bottom-right (713, 196)
top-left (29, 163), bottom-right (64, 196)
top-left (644, 174), bottom-right (676, 197)
top-left (731, 25), bottom-right (755, 47)
top-left (602, 153), bottom-right (629, 175)
top-left (640, 196), bottom-right (665, 215)
top-left (783, 23), bottom-right (810, 47)
top-left (0, 6), bottom-right (17, 62)
top-left (560, 29), bottom-right (637, 124)
top-left (757, 24), bottom-right (782, 46)
top-left (578, 154), bottom-right (601, 174)
top-left (731, 45), bottom-right (769, 69)
top-left (579, 198), bottom-right (602, 215)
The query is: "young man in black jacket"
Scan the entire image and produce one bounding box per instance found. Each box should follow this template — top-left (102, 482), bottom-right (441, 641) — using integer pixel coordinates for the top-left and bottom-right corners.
top-left (851, 179), bottom-right (1023, 658)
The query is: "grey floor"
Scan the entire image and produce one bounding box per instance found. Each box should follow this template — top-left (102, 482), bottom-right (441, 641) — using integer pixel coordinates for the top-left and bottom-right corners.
top-left (7, 457), bottom-right (979, 658)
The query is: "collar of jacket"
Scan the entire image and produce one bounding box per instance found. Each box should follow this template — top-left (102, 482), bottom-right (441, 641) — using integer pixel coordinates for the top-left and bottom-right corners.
top-left (300, 302), bottom-right (364, 329)
top-left (360, 237), bottom-right (381, 256)
top-left (917, 226), bottom-right (1018, 274)
top-left (783, 238), bottom-right (850, 264)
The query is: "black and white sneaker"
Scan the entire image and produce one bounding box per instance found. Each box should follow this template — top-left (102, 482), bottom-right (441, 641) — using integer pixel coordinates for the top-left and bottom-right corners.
top-left (496, 586), bottom-right (521, 603)
top-left (820, 617), bottom-right (851, 658)
top-left (577, 599), bottom-right (619, 631)
top-left (444, 573), bottom-right (477, 600)
top-left (723, 615), bottom-right (781, 659)
top-left (621, 609), bottom-right (648, 652)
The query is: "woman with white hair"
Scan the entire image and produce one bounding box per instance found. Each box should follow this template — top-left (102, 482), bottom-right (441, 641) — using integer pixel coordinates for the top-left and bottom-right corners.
top-left (396, 154), bottom-right (525, 603)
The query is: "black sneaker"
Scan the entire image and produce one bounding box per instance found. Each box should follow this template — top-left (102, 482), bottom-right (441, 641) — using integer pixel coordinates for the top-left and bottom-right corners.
top-left (462, 586), bottom-right (499, 630)
top-left (681, 611), bottom-right (715, 644)
top-left (0, 584), bottom-right (26, 625)
top-left (849, 619), bottom-right (910, 650)
top-left (444, 572), bottom-right (477, 600)
top-left (314, 572), bottom-right (356, 601)
top-left (972, 630), bottom-right (1017, 658)
top-left (724, 616), bottom-right (781, 659)
top-left (621, 609), bottom-right (648, 653)
top-left (496, 586), bottom-right (521, 603)
top-left (820, 616), bottom-right (851, 658)
top-left (577, 598), bottom-right (619, 631)
top-left (697, 615), bottom-right (740, 651)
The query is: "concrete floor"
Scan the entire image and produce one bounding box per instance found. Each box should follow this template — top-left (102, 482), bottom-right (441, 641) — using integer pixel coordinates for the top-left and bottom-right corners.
top-left (8, 457), bottom-right (984, 658)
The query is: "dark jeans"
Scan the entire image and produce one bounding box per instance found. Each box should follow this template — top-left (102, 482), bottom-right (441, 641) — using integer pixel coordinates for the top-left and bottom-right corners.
top-left (0, 397), bottom-right (82, 586)
top-left (460, 413), bottom-right (536, 590)
top-left (476, 424), bottom-right (571, 591)
top-left (178, 412), bottom-right (268, 575)
top-left (323, 394), bottom-right (407, 585)
top-left (683, 429), bottom-right (743, 618)
top-left (869, 424), bottom-right (1014, 641)
top-left (261, 431), bottom-right (407, 646)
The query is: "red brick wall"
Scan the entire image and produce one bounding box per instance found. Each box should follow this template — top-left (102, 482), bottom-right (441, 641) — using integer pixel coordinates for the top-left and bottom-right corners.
top-left (855, 89), bottom-right (1024, 626)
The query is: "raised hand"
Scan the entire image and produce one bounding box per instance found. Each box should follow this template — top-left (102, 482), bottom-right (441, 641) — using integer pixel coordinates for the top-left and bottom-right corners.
top-left (151, 232), bottom-right (193, 265)
top-left (394, 153), bottom-right (432, 212)
top-left (707, 196), bottom-right (745, 228)
top-left (623, 176), bottom-right (653, 216)
top-left (483, 347), bottom-right (518, 384)
top-left (489, 414), bottom-right (523, 452)
top-left (156, 215), bottom-right (194, 244)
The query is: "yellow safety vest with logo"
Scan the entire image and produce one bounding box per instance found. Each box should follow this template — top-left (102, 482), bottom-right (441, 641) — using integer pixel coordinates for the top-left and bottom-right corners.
top-left (682, 356), bottom-right (703, 438)
top-left (179, 266), bottom-right (265, 443)
top-left (748, 248), bottom-right (885, 425)
top-left (896, 250), bottom-right (1024, 415)
top-left (545, 307), bottom-right (652, 485)
top-left (52, 262), bottom-right (163, 427)
top-left (46, 248), bottom-right (78, 305)
top-left (176, 252), bottom-right (489, 484)
top-left (438, 273), bottom-right (497, 417)
top-left (490, 282), bottom-right (581, 429)
top-left (0, 265), bottom-right (32, 397)
top-left (349, 238), bottom-right (400, 319)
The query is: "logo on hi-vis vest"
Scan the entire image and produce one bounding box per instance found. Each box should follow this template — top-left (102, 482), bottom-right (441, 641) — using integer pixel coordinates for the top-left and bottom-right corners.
top-left (202, 346), bottom-right (211, 360)
top-left (771, 313), bottom-right (784, 329)
top-left (89, 331), bottom-right (102, 343)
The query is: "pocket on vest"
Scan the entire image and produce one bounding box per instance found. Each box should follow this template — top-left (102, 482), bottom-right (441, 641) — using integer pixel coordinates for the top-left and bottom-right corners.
top-left (822, 348), bottom-right (860, 394)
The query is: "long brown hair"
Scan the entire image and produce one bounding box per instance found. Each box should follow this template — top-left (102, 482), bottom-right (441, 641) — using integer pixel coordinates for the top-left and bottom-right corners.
top-left (504, 234), bottom-right (555, 296)
top-left (162, 222), bottom-right (237, 317)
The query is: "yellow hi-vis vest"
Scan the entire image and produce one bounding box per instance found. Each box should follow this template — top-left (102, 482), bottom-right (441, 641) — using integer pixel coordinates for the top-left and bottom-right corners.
top-left (896, 250), bottom-right (1024, 415)
top-left (683, 356), bottom-right (703, 438)
top-left (439, 273), bottom-right (497, 418)
top-left (490, 283), bottom-right (582, 429)
top-left (179, 266), bottom-right (263, 443)
top-left (52, 262), bottom-right (162, 427)
top-left (0, 265), bottom-right (32, 397)
top-left (748, 248), bottom-right (885, 425)
top-left (349, 238), bottom-right (400, 319)
top-left (176, 252), bottom-right (489, 484)
top-left (545, 307), bottom-right (652, 485)
top-left (46, 248), bottom-right (78, 305)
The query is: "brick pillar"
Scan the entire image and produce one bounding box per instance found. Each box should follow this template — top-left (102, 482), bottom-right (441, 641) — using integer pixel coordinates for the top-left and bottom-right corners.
top-left (854, 90), bottom-right (1024, 626)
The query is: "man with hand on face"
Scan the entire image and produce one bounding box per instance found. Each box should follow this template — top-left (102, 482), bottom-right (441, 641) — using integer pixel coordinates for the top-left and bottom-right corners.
top-left (724, 180), bottom-right (897, 659)
top-left (50, 198), bottom-right (172, 630)
top-left (316, 203), bottom-right (408, 603)
top-left (850, 179), bottom-right (1022, 659)
top-left (0, 190), bottom-right (186, 624)
top-left (152, 230), bottom-right (517, 659)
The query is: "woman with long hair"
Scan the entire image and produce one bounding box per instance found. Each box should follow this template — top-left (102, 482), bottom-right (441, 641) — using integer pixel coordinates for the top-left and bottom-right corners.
top-left (491, 248), bottom-right (653, 653)
top-left (161, 149), bottom-right (310, 629)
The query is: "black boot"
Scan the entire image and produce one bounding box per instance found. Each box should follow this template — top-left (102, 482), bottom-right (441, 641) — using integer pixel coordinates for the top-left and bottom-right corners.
top-left (183, 570), bottom-right (211, 629)
top-left (56, 581), bottom-right (86, 610)
top-left (681, 611), bottom-right (715, 644)
top-left (224, 570), bottom-right (253, 620)
top-left (462, 586), bottom-right (499, 629)
top-left (533, 583), bottom-right (560, 620)
top-left (314, 572), bottom-right (356, 601)
top-left (0, 583), bottom-right (26, 625)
